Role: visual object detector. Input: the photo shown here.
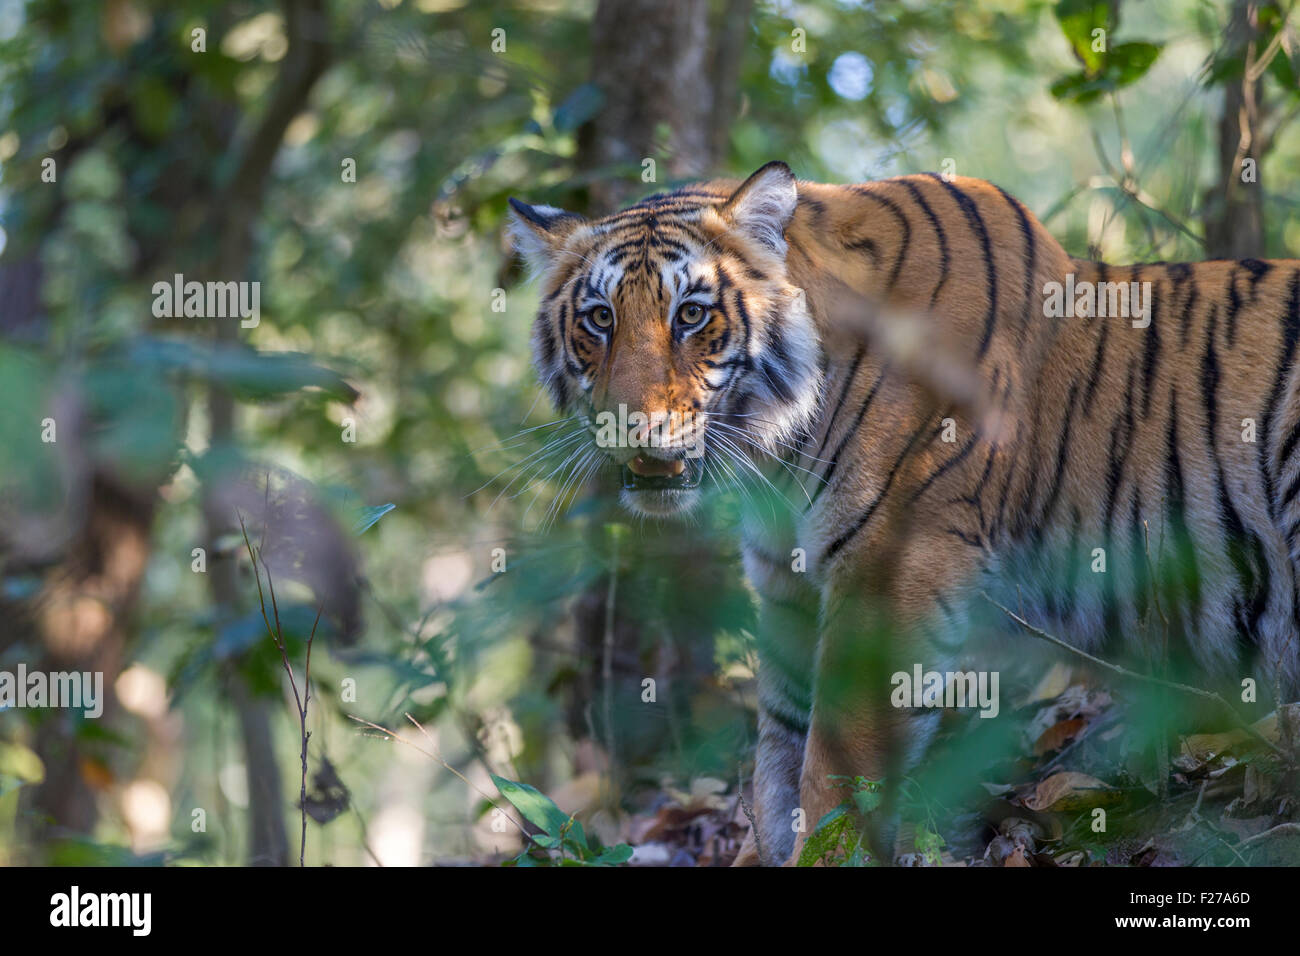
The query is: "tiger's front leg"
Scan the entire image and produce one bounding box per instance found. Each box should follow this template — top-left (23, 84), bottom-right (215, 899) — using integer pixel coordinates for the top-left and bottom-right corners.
top-left (790, 530), bottom-right (980, 865)
top-left (734, 546), bottom-right (820, 866)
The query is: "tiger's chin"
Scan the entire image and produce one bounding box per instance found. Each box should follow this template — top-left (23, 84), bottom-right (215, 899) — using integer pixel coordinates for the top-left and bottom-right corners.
top-left (617, 454), bottom-right (704, 517)
top-left (619, 486), bottom-right (703, 517)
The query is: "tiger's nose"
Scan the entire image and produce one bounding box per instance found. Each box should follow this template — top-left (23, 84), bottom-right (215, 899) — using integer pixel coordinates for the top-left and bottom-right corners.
top-left (628, 409), bottom-right (670, 446)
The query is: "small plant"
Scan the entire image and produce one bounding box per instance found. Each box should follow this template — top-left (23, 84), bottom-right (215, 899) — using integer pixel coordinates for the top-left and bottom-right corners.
top-left (492, 775), bottom-right (633, 866)
top-left (797, 775), bottom-right (883, 867)
top-left (913, 820), bottom-right (946, 866)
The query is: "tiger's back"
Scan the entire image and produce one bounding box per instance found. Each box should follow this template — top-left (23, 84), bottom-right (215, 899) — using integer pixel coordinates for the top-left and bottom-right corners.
top-left (764, 174), bottom-right (1300, 694)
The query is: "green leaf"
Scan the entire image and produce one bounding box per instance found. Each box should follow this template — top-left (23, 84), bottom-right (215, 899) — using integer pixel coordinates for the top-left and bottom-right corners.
top-left (915, 822), bottom-right (946, 865)
top-left (591, 844), bottom-right (634, 865)
top-left (126, 338), bottom-right (358, 402)
top-left (1106, 42), bottom-right (1161, 87)
top-left (844, 844), bottom-right (870, 867)
top-left (1049, 42), bottom-right (1161, 103)
top-left (561, 816), bottom-right (590, 855)
top-left (1054, 0), bottom-right (1113, 73)
top-left (490, 774), bottom-right (572, 839)
top-left (797, 805), bottom-right (851, 866)
top-left (1048, 70), bottom-right (1109, 103)
top-left (852, 786), bottom-right (883, 816)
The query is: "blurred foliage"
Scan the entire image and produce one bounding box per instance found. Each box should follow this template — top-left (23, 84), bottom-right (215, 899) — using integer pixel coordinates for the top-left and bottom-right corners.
top-left (0, 0), bottom-right (1297, 865)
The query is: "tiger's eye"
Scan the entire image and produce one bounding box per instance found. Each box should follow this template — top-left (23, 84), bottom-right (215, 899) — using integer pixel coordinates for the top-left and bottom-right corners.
top-left (678, 303), bottom-right (707, 326)
top-left (590, 306), bottom-right (614, 329)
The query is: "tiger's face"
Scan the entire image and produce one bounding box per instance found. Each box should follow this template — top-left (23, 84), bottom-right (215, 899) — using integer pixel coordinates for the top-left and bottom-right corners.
top-left (509, 163), bottom-right (823, 517)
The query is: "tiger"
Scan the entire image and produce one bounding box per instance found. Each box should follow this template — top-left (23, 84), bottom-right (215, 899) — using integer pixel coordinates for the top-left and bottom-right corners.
top-left (508, 161), bottom-right (1300, 866)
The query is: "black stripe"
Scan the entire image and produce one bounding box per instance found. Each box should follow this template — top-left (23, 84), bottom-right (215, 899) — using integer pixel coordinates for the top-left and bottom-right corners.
top-left (909, 425), bottom-right (979, 504)
top-left (1242, 257), bottom-right (1272, 291)
top-left (1161, 389), bottom-right (1203, 644)
top-left (801, 195), bottom-right (829, 225)
top-left (1260, 270), bottom-right (1300, 519)
top-left (822, 414), bottom-right (935, 561)
top-left (925, 173), bottom-right (999, 359)
top-left (810, 365), bottom-right (888, 507)
top-left (806, 348), bottom-right (863, 471)
top-left (899, 178), bottom-right (951, 308)
top-left (991, 423), bottom-right (1022, 542)
top-left (945, 526), bottom-right (983, 548)
top-left (1202, 304), bottom-right (1262, 651)
top-left (1011, 373), bottom-right (1048, 538)
top-left (1091, 261), bottom-right (1110, 328)
top-left (1082, 319), bottom-right (1110, 417)
top-left (1169, 263), bottom-right (1196, 350)
top-left (852, 187), bottom-right (912, 290)
top-left (992, 182), bottom-right (1037, 331)
top-left (1031, 382), bottom-right (1081, 541)
top-left (1129, 488), bottom-right (1149, 626)
top-left (1225, 265), bottom-right (1242, 348)
top-left (845, 236), bottom-right (881, 267)
top-left (759, 697), bottom-right (811, 735)
top-left (1103, 361), bottom-right (1138, 533)
top-left (1139, 268), bottom-right (1161, 418)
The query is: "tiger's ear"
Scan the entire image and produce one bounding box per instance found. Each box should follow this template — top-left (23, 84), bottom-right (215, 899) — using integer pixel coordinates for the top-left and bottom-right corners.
top-left (507, 198), bottom-right (584, 275)
top-left (721, 161), bottom-right (798, 257)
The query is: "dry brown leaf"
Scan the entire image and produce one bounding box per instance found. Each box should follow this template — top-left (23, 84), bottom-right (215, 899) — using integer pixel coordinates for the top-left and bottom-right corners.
top-left (1020, 771), bottom-right (1118, 812)
top-left (1004, 846), bottom-right (1032, 867)
top-left (1033, 717), bottom-right (1087, 756)
top-left (1178, 702), bottom-right (1300, 771)
top-left (639, 804), bottom-right (714, 843)
top-left (1239, 823), bottom-right (1300, 865)
top-left (1023, 662), bottom-right (1074, 707)
top-left (1023, 684), bottom-right (1111, 752)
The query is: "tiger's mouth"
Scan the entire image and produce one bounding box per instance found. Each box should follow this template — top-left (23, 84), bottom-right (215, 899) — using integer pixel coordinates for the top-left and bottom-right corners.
top-left (620, 453), bottom-right (702, 491)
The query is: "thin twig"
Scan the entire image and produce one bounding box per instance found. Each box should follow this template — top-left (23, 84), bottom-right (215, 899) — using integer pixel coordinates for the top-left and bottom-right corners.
top-left (347, 713), bottom-right (529, 839)
top-left (238, 510), bottom-right (323, 866)
top-left (736, 768), bottom-right (766, 867)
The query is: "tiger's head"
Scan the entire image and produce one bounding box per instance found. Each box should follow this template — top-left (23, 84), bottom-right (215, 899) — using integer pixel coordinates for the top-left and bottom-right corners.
top-left (508, 161), bottom-right (823, 517)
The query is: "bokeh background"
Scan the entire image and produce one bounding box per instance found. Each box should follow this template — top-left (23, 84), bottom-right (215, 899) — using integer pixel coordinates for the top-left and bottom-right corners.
top-left (1, 0), bottom-right (1297, 866)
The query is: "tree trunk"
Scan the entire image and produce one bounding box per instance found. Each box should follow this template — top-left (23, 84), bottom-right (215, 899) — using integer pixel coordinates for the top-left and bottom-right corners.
top-left (577, 0), bottom-right (751, 212)
top-left (1205, 0), bottom-right (1267, 258)
top-left (1, 221), bottom-right (156, 864)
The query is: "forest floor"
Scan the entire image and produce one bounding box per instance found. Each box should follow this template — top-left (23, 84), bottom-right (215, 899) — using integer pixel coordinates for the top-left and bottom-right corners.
top-left (609, 666), bottom-right (1300, 867)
